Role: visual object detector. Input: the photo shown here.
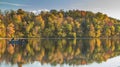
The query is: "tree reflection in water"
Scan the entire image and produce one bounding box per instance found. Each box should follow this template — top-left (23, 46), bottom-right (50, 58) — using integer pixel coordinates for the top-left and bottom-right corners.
top-left (0, 38), bottom-right (120, 67)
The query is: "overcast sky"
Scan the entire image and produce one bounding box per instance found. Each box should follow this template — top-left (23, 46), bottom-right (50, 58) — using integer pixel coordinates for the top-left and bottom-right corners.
top-left (0, 0), bottom-right (120, 19)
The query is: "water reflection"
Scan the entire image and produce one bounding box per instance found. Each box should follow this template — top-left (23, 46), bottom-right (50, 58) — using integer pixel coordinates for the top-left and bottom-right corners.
top-left (0, 39), bottom-right (120, 67)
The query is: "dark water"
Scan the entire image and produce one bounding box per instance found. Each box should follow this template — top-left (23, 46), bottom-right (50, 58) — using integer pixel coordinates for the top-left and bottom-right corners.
top-left (0, 38), bottom-right (120, 67)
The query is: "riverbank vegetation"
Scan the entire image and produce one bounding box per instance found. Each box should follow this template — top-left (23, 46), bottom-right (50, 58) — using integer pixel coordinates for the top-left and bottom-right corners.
top-left (0, 9), bottom-right (120, 38)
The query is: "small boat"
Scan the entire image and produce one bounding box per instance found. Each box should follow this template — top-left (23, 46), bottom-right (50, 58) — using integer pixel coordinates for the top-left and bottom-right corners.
top-left (9, 38), bottom-right (28, 46)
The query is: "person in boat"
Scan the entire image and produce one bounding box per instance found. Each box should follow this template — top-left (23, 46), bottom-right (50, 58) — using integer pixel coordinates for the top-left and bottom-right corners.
top-left (9, 38), bottom-right (20, 45)
top-left (9, 38), bottom-right (28, 47)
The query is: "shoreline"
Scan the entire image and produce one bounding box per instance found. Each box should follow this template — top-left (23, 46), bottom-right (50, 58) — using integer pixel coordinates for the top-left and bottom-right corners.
top-left (0, 37), bottom-right (120, 39)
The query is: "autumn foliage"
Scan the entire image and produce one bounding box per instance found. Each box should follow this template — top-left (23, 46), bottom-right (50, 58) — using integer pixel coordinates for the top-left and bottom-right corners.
top-left (0, 9), bottom-right (120, 38)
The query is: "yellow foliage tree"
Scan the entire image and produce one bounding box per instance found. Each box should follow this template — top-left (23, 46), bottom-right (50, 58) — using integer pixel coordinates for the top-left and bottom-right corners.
top-left (35, 16), bottom-right (45, 30)
top-left (7, 23), bottom-right (15, 37)
top-left (0, 21), bottom-right (6, 37)
top-left (89, 24), bottom-right (95, 37)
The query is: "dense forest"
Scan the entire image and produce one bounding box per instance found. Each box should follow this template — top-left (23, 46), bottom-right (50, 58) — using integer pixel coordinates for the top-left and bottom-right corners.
top-left (0, 9), bottom-right (120, 38)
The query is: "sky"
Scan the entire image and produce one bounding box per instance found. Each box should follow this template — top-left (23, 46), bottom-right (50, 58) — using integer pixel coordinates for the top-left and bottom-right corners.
top-left (0, 0), bottom-right (120, 19)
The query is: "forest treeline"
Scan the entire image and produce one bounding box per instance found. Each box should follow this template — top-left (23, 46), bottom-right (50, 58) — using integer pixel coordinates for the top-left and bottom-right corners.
top-left (0, 9), bottom-right (120, 38)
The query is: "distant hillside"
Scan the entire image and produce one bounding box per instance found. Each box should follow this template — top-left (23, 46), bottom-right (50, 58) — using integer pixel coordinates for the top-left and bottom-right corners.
top-left (0, 9), bottom-right (120, 38)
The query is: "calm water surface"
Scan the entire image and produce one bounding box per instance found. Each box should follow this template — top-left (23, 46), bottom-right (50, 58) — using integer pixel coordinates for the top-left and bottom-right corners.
top-left (0, 38), bottom-right (120, 67)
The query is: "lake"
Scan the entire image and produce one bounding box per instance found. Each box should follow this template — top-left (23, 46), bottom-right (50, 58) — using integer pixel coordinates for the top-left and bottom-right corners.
top-left (0, 38), bottom-right (120, 67)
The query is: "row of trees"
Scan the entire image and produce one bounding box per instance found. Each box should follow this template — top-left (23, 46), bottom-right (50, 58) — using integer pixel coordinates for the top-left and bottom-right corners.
top-left (0, 39), bottom-right (120, 66)
top-left (0, 9), bottom-right (120, 38)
